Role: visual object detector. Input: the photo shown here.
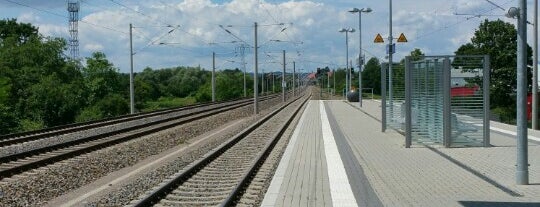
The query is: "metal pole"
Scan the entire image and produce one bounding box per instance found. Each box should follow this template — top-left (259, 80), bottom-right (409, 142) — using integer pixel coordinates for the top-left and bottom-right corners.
top-left (333, 69), bottom-right (336, 95)
top-left (328, 70), bottom-right (330, 94)
top-left (442, 57), bottom-right (451, 147)
top-left (534, 0), bottom-right (539, 129)
top-left (254, 22), bottom-right (259, 114)
top-left (350, 60), bottom-right (353, 95)
top-left (359, 12), bottom-right (363, 107)
top-left (262, 69), bottom-right (265, 95)
top-left (517, 0), bottom-right (529, 185)
top-left (405, 57), bottom-right (411, 147)
top-left (293, 61), bottom-right (296, 97)
top-left (241, 45), bottom-right (247, 98)
top-left (388, 0), bottom-right (394, 117)
top-left (382, 63), bottom-right (387, 132)
top-left (243, 65), bottom-right (246, 97)
top-left (272, 72), bottom-right (275, 93)
top-left (212, 52), bottom-right (216, 102)
top-left (346, 31), bottom-right (350, 93)
top-left (129, 23), bottom-right (135, 114)
top-left (282, 50), bottom-right (286, 102)
top-left (484, 55), bottom-right (491, 147)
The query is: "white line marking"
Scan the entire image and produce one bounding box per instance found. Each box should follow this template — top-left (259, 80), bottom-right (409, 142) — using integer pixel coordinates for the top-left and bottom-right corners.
top-left (462, 120), bottom-right (540, 142)
top-left (60, 120), bottom-right (244, 207)
top-left (261, 101), bottom-right (312, 207)
top-left (319, 100), bottom-right (358, 206)
top-left (490, 126), bottom-right (540, 142)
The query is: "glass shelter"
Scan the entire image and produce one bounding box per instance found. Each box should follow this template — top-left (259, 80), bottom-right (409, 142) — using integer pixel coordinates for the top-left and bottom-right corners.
top-left (399, 55), bottom-right (490, 148)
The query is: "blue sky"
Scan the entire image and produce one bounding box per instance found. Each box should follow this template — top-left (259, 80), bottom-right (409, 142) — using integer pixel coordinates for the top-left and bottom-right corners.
top-left (0, 0), bottom-right (535, 73)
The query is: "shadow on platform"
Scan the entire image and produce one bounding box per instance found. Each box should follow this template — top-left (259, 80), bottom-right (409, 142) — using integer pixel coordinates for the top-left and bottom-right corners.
top-left (459, 201), bottom-right (540, 207)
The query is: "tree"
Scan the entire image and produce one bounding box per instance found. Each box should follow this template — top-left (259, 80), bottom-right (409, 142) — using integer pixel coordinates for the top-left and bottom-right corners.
top-left (0, 18), bottom-right (38, 44)
top-left (409, 48), bottom-right (425, 61)
top-left (215, 69), bottom-right (244, 100)
top-left (455, 19), bottom-right (532, 108)
top-left (25, 74), bottom-right (85, 127)
top-left (0, 19), bottom-right (89, 132)
top-left (83, 52), bottom-right (124, 104)
top-left (362, 57), bottom-right (381, 94)
top-left (0, 77), bottom-right (17, 134)
top-left (76, 94), bottom-right (129, 122)
top-left (399, 48), bottom-right (425, 64)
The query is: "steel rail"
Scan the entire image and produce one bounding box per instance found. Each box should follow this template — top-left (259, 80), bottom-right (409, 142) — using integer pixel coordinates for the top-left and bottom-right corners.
top-left (0, 95), bottom-right (280, 178)
top-left (220, 95), bottom-right (309, 206)
top-left (129, 94), bottom-right (309, 207)
top-left (0, 94), bottom-right (280, 147)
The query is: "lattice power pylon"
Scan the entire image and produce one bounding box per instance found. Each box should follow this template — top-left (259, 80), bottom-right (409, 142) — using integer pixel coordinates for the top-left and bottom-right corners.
top-left (67, 0), bottom-right (79, 60)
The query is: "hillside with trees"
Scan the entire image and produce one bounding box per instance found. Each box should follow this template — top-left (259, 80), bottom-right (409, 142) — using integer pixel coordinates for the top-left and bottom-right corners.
top-left (0, 19), bottom-right (252, 135)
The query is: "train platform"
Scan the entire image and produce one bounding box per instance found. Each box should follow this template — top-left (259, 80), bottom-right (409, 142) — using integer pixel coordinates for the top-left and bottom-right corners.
top-left (261, 100), bottom-right (540, 206)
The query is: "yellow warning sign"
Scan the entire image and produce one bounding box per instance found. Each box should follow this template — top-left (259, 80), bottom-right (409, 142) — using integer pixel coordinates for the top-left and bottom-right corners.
top-left (397, 33), bottom-right (408, 43)
top-left (374, 33), bottom-right (384, 43)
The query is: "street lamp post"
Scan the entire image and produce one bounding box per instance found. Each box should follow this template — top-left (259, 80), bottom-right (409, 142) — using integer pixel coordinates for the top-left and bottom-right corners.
top-left (533, 0), bottom-right (538, 130)
top-left (350, 7), bottom-right (372, 107)
top-left (507, 3), bottom-right (529, 185)
top-left (339, 28), bottom-right (355, 96)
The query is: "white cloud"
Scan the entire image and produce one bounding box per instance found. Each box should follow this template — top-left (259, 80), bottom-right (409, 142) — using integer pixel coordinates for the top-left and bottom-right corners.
top-left (17, 12), bottom-right (39, 23)
top-left (38, 24), bottom-right (66, 37)
top-left (84, 43), bottom-right (104, 51)
top-left (2, 0), bottom-right (531, 73)
top-left (68, 0), bottom-right (347, 72)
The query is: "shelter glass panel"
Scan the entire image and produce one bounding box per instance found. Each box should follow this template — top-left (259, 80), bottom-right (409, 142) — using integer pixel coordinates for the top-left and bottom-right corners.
top-left (449, 56), bottom-right (486, 147)
top-left (409, 58), bottom-right (444, 145)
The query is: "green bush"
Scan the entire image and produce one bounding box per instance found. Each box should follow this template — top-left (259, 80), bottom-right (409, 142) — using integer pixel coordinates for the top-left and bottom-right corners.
top-left (143, 96), bottom-right (196, 112)
top-left (18, 119), bottom-right (44, 132)
top-left (491, 106), bottom-right (516, 125)
top-left (76, 94), bottom-right (129, 122)
top-left (76, 106), bottom-right (103, 123)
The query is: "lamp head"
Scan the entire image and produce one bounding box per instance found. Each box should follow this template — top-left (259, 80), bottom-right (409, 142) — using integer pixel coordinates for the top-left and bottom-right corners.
top-left (506, 7), bottom-right (519, 18)
top-left (349, 8), bottom-right (360, 13)
top-left (362, 7), bottom-right (372, 13)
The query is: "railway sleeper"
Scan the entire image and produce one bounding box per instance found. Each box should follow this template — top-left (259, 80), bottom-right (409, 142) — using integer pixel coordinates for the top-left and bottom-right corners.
top-left (180, 182), bottom-right (236, 190)
top-left (176, 185), bottom-right (233, 192)
top-left (166, 193), bottom-right (228, 201)
top-left (202, 167), bottom-right (245, 172)
top-left (158, 199), bottom-right (221, 206)
top-left (188, 177), bottom-right (239, 183)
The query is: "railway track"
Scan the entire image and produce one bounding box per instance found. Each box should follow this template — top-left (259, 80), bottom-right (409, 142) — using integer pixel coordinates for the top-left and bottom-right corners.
top-left (0, 96), bottom-right (273, 147)
top-left (0, 95), bottom-right (280, 179)
top-left (128, 94), bottom-right (309, 206)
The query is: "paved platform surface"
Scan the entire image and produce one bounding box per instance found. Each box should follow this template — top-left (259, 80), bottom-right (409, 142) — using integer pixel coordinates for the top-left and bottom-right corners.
top-left (262, 99), bottom-right (540, 206)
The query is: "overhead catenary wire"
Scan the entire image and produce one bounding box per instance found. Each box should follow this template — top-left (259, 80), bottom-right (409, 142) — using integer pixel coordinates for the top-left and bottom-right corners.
top-left (134, 26), bottom-right (179, 54)
top-left (79, 0), bottom-right (169, 43)
top-left (215, 53), bottom-right (242, 70)
top-left (218, 25), bottom-right (253, 47)
top-left (257, 0), bottom-right (300, 48)
top-left (112, 0), bottom-right (237, 57)
top-left (3, 0), bottom-right (128, 35)
top-left (109, 0), bottom-right (223, 48)
top-left (414, 0), bottom-right (515, 42)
